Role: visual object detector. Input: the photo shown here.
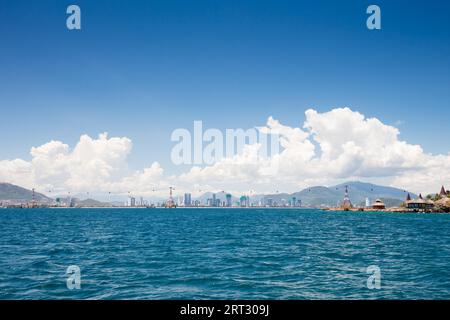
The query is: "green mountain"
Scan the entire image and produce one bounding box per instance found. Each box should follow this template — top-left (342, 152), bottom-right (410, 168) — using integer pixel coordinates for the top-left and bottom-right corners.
top-left (0, 183), bottom-right (52, 202)
top-left (261, 181), bottom-right (417, 207)
top-left (193, 181), bottom-right (416, 207)
top-left (1, 181), bottom-right (417, 208)
top-left (71, 198), bottom-right (112, 207)
top-left (194, 192), bottom-right (240, 204)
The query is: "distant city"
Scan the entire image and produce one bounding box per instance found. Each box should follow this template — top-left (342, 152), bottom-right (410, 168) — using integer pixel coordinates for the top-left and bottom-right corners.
top-left (1, 182), bottom-right (449, 213)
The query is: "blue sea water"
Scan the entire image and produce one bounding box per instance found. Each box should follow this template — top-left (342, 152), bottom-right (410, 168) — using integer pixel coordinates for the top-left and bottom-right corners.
top-left (0, 208), bottom-right (450, 300)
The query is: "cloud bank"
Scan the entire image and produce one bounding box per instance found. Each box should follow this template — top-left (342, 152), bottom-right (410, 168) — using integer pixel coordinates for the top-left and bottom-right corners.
top-left (0, 108), bottom-right (448, 197)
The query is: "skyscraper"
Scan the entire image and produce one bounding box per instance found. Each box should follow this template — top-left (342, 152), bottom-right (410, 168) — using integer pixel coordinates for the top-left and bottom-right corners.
top-left (240, 195), bottom-right (249, 207)
top-left (226, 194), bottom-right (232, 207)
top-left (184, 193), bottom-right (192, 207)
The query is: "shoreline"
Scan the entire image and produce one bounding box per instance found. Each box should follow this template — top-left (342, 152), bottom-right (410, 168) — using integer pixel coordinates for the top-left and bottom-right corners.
top-left (1, 206), bottom-right (448, 214)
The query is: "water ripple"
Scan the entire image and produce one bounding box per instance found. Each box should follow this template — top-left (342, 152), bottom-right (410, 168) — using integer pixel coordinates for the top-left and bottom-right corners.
top-left (1, 208), bottom-right (450, 299)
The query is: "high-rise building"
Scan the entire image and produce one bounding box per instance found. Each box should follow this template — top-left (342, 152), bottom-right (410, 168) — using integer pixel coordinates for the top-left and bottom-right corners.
top-left (226, 194), bottom-right (232, 207)
top-left (184, 193), bottom-right (192, 207)
top-left (240, 195), bottom-right (249, 207)
top-left (212, 193), bottom-right (216, 207)
top-left (130, 197), bottom-right (136, 207)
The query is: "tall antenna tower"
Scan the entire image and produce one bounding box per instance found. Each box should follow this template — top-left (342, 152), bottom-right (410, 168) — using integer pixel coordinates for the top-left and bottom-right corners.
top-left (166, 187), bottom-right (176, 208)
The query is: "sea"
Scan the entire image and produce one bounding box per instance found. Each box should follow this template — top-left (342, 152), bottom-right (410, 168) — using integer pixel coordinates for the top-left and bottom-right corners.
top-left (0, 208), bottom-right (449, 300)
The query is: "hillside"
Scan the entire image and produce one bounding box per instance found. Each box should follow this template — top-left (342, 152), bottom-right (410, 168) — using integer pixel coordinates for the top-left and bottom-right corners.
top-left (0, 183), bottom-right (53, 203)
top-left (72, 198), bottom-right (112, 207)
top-left (1, 181), bottom-right (417, 208)
top-left (192, 181), bottom-right (416, 207)
top-left (260, 181), bottom-right (416, 207)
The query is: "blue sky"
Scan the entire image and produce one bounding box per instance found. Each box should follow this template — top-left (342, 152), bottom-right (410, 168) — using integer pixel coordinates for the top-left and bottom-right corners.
top-left (0, 0), bottom-right (449, 175)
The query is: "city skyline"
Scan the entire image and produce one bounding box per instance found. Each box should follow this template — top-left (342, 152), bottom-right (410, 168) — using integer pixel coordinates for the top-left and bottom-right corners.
top-left (5, 179), bottom-right (445, 211)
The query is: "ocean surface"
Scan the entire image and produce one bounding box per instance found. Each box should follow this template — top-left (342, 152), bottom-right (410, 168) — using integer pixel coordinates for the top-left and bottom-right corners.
top-left (1, 208), bottom-right (450, 300)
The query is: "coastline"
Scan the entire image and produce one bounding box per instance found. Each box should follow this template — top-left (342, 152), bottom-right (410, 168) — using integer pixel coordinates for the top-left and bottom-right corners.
top-left (2, 206), bottom-right (449, 214)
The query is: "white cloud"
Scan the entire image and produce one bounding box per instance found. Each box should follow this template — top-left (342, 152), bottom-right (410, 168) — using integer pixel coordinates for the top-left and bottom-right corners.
top-left (303, 108), bottom-right (426, 176)
top-left (175, 107), bottom-right (448, 195)
top-left (0, 158), bottom-right (33, 188)
top-left (391, 153), bottom-right (450, 195)
top-left (0, 108), bottom-right (448, 197)
top-left (1, 133), bottom-right (134, 194)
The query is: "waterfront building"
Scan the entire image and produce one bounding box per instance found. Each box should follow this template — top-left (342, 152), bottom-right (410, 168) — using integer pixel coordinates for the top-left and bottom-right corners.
top-left (372, 199), bottom-right (386, 210)
top-left (291, 197), bottom-right (297, 207)
top-left (184, 193), bottom-right (192, 207)
top-left (240, 195), bottom-right (249, 207)
top-left (406, 194), bottom-right (434, 210)
top-left (226, 194), bottom-right (232, 207)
